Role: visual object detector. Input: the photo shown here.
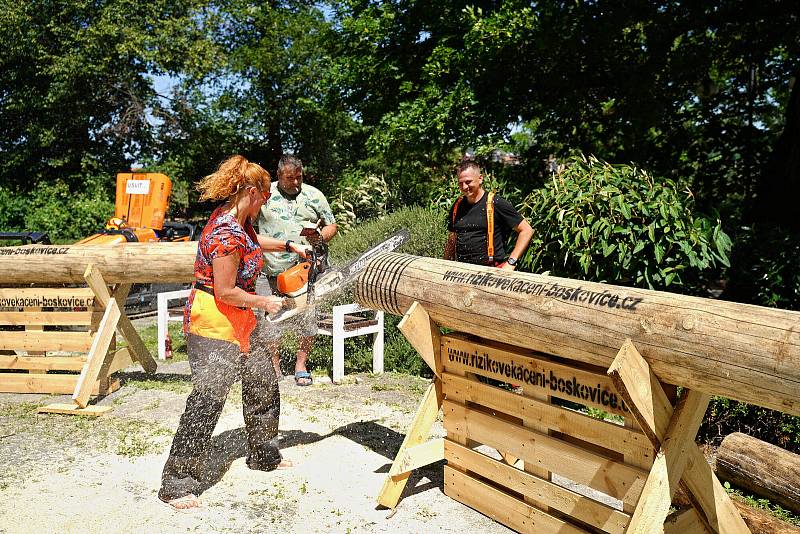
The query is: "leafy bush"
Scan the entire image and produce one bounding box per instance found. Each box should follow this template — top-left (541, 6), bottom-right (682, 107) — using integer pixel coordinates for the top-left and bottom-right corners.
top-left (517, 154), bottom-right (731, 293)
top-left (427, 169), bottom-right (526, 211)
top-left (23, 180), bottom-right (114, 243)
top-left (725, 225), bottom-right (800, 310)
top-left (305, 206), bottom-right (448, 376)
top-left (328, 205), bottom-right (449, 266)
top-left (330, 172), bottom-right (392, 233)
top-left (698, 396), bottom-right (800, 453)
top-left (0, 179), bottom-right (114, 244)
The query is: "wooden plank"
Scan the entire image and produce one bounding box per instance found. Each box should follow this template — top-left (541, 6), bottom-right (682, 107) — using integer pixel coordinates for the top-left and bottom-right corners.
top-left (398, 301), bottom-right (442, 378)
top-left (445, 440), bottom-right (630, 534)
top-left (99, 347), bottom-right (133, 376)
top-left (84, 266), bottom-right (156, 373)
top-left (608, 338), bottom-right (672, 445)
top-left (0, 287), bottom-right (96, 307)
top-left (443, 400), bottom-right (648, 507)
top-left (627, 390), bottom-right (711, 533)
top-left (37, 403), bottom-right (112, 417)
top-left (0, 331), bottom-right (94, 352)
top-left (443, 334), bottom-right (630, 417)
top-left (72, 298), bottom-right (121, 408)
top-left (377, 380), bottom-right (441, 509)
top-left (0, 355), bottom-right (86, 372)
top-left (391, 439), bottom-right (444, 476)
top-left (443, 372), bottom-right (652, 462)
top-left (663, 508), bottom-right (709, 534)
top-left (444, 466), bottom-right (587, 533)
top-left (0, 374), bottom-right (118, 395)
top-left (608, 341), bottom-right (750, 534)
top-left (0, 311), bottom-right (100, 326)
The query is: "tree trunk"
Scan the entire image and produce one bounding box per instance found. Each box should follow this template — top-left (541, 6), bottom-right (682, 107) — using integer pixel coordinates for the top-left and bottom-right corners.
top-left (717, 432), bottom-right (800, 514)
top-left (354, 253), bottom-right (800, 415)
top-left (753, 70), bottom-right (800, 230)
top-left (0, 242), bottom-right (197, 284)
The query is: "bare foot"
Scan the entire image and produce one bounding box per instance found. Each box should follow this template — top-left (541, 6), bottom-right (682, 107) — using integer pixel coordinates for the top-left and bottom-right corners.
top-left (276, 458), bottom-right (294, 470)
top-left (161, 494), bottom-right (201, 512)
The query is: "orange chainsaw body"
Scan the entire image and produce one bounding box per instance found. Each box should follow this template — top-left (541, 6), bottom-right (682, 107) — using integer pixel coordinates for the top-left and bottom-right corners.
top-left (276, 261), bottom-right (312, 297)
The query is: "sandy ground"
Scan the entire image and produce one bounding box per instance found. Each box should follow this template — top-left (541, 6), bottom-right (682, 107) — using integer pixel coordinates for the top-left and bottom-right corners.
top-left (0, 360), bottom-right (512, 534)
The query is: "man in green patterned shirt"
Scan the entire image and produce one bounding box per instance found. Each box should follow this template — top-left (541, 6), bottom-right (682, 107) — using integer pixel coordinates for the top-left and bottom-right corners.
top-left (256, 155), bottom-right (338, 386)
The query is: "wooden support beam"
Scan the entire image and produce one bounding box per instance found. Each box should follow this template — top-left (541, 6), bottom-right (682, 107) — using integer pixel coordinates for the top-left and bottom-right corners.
top-left (37, 404), bottom-right (112, 417)
top-left (608, 339), bottom-right (750, 534)
top-left (72, 298), bottom-right (121, 408)
top-left (377, 380), bottom-right (441, 508)
top-left (391, 439), bottom-right (444, 476)
top-left (84, 265), bottom-right (156, 374)
top-left (663, 508), bottom-right (709, 534)
top-left (0, 374), bottom-right (119, 395)
top-left (398, 301), bottom-right (441, 379)
top-left (626, 390), bottom-right (711, 532)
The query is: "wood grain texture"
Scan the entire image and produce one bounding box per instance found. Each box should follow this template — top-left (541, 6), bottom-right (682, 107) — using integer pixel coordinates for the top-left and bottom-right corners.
top-left (355, 253), bottom-right (800, 415)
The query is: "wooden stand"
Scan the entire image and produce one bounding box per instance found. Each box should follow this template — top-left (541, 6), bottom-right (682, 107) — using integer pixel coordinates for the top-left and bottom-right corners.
top-left (0, 264), bottom-right (157, 415)
top-left (378, 301), bottom-right (751, 533)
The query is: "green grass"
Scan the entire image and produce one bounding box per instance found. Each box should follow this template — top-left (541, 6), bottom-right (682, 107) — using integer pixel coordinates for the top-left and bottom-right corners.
top-left (723, 482), bottom-right (800, 526)
top-left (137, 321), bottom-right (188, 362)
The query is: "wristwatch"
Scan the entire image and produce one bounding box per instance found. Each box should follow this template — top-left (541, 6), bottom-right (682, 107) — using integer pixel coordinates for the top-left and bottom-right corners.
top-left (284, 240), bottom-right (294, 252)
top-left (506, 257), bottom-right (518, 266)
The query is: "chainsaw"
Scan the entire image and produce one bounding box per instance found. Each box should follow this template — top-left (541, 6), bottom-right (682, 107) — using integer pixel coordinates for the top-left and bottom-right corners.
top-left (267, 228), bottom-right (410, 324)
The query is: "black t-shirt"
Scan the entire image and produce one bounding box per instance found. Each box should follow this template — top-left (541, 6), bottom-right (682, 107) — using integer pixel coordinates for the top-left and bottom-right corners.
top-left (447, 192), bottom-right (523, 265)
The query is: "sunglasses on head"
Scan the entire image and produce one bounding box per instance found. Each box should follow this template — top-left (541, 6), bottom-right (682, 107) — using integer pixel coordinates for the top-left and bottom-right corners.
top-left (249, 185), bottom-right (271, 201)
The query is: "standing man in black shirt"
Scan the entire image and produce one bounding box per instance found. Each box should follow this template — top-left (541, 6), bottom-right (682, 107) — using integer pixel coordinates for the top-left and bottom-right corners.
top-left (444, 160), bottom-right (533, 270)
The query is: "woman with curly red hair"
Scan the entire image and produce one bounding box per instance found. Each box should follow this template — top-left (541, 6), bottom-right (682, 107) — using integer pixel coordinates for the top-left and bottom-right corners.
top-left (158, 155), bottom-right (310, 511)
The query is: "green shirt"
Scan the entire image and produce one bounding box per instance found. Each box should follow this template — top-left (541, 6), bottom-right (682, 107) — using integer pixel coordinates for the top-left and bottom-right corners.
top-left (257, 182), bottom-right (336, 276)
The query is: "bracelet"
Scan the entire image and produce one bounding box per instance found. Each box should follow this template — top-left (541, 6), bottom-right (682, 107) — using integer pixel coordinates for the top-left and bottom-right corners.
top-left (284, 240), bottom-right (293, 252)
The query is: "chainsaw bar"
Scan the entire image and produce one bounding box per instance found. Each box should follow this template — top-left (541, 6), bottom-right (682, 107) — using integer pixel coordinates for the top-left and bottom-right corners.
top-left (266, 229), bottom-right (410, 324)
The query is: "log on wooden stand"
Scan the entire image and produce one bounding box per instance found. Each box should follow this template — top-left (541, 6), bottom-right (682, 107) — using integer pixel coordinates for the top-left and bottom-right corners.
top-left (0, 242), bottom-right (197, 284)
top-left (355, 253), bottom-right (800, 415)
top-left (716, 432), bottom-right (800, 514)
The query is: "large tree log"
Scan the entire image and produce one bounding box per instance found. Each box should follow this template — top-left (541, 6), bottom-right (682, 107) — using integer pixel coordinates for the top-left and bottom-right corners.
top-left (0, 242), bottom-right (197, 284)
top-left (355, 254), bottom-right (800, 415)
top-left (716, 432), bottom-right (800, 514)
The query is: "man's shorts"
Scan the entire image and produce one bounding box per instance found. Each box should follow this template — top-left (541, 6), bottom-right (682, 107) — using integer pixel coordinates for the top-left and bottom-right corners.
top-left (254, 274), bottom-right (318, 341)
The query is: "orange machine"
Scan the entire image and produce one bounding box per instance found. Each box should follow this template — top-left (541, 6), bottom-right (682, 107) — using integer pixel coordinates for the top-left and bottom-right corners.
top-left (77, 173), bottom-right (194, 244)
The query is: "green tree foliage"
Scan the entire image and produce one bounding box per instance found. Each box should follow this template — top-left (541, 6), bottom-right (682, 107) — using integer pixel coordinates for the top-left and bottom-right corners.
top-left (328, 1), bottom-right (799, 222)
top-left (518, 155), bottom-right (731, 293)
top-left (162, 0), bottom-right (364, 195)
top-left (0, 0), bottom-right (216, 237)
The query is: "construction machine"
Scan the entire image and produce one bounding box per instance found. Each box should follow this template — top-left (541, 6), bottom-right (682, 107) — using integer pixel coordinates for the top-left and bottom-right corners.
top-left (0, 172), bottom-right (197, 314)
top-left (76, 172), bottom-right (195, 245)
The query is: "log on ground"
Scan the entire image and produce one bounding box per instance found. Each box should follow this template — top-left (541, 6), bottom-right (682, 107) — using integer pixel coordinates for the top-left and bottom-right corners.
top-left (717, 432), bottom-right (800, 514)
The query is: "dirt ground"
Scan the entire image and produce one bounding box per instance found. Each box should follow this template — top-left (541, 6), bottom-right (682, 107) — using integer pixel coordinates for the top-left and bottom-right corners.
top-left (0, 360), bottom-right (512, 534)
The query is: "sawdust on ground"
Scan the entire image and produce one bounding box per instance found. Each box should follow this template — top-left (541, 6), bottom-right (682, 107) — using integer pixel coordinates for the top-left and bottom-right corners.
top-left (0, 360), bottom-right (512, 534)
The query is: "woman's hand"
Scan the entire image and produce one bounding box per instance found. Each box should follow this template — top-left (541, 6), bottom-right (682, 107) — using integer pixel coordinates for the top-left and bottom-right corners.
top-left (290, 242), bottom-right (312, 259)
top-left (258, 295), bottom-right (285, 314)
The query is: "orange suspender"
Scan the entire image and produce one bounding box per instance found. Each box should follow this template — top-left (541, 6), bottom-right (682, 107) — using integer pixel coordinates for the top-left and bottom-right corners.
top-left (486, 192), bottom-right (495, 263)
top-left (451, 192), bottom-right (496, 263)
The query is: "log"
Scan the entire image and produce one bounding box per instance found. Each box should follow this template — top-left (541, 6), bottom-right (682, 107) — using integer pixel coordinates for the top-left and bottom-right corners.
top-left (354, 253), bottom-right (800, 415)
top-left (717, 432), bottom-right (800, 514)
top-left (0, 242), bottom-right (197, 284)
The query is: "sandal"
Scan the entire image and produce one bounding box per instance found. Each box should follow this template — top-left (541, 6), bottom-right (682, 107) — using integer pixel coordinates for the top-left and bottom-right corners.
top-left (159, 494), bottom-right (201, 513)
top-left (294, 371), bottom-right (313, 386)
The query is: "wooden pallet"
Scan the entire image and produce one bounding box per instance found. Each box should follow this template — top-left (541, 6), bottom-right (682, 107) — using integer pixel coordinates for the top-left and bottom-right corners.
top-left (0, 264), bottom-right (157, 415)
top-left (377, 301), bottom-right (750, 534)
